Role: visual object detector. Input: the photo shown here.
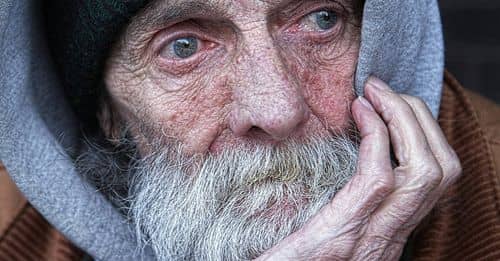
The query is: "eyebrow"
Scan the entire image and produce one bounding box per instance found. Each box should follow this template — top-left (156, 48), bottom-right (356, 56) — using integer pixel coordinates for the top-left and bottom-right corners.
top-left (135, 0), bottom-right (231, 30)
top-left (132, 0), bottom-right (358, 33)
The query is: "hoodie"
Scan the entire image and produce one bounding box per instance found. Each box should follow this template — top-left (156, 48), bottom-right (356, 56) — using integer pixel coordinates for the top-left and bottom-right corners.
top-left (0, 0), bottom-right (443, 260)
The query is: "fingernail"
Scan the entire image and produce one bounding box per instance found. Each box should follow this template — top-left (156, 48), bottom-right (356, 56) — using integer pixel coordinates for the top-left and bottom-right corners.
top-left (367, 76), bottom-right (390, 91)
top-left (357, 96), bottom-right (374, 111)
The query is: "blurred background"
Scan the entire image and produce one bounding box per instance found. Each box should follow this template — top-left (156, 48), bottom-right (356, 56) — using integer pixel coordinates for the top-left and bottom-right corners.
top-left (440, 0), bottom-right (500, 103)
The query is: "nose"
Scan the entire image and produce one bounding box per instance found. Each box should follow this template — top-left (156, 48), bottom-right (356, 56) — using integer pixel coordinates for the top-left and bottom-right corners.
top-left (229, 41), bottom-right (309, 141)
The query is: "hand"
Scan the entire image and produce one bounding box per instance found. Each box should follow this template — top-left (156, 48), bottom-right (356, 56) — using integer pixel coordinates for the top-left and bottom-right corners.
top-left (256, 77), bottom-right (462, 260)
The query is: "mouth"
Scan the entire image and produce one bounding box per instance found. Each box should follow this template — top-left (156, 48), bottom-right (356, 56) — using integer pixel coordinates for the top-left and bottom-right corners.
top-left (245, 171), bottom-right (302, 187)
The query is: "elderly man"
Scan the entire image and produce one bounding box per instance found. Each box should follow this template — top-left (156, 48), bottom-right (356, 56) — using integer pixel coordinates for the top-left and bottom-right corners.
top-left (0, 0), bottom-right (499, 260)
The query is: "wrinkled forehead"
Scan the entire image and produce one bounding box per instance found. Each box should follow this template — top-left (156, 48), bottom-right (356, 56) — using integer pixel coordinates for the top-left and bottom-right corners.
top-left (132, 0), bottom-right (359, 30)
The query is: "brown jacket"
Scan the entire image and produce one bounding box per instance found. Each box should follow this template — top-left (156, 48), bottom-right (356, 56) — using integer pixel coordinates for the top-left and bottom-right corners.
top-left (1, 72), bottom-right (500, 260)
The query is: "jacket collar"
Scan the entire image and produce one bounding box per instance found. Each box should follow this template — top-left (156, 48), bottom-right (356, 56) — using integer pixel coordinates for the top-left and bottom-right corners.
top-left (410, 71), bottom-right (500, 260)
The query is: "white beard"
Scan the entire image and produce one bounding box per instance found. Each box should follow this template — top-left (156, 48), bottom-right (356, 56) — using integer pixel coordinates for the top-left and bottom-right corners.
top-left (127, 135), bottom-right (359, 261)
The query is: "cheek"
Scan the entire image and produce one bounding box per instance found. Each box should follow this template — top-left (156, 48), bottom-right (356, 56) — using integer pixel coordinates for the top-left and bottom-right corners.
top-left (138, 75), bottom-right (232, 153)
top-left (286, 40), bottom-right (359, 132)
top-left (305, 71), bottom-right (355, 131)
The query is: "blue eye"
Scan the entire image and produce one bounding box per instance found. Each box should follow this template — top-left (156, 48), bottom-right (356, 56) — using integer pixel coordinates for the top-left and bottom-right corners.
top-left (314, 10), bottom-right (338, 30)
top-left (172, 37), bottom-right (198, 58)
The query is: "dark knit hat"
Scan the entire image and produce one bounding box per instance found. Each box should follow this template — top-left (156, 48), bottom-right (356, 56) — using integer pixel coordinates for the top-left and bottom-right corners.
top-left (45, 0), bottom-right (150, 131)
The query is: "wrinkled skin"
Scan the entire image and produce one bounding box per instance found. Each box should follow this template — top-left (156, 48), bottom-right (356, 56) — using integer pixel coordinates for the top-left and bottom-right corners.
top-left (103, 0), bottom-right (462, 259)
top-left (104, 0), bottom-right (361, 154)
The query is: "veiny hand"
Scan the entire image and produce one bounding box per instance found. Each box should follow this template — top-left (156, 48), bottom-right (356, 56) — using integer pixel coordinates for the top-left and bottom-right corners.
top-left (256, 77), bottom-right (462, 260)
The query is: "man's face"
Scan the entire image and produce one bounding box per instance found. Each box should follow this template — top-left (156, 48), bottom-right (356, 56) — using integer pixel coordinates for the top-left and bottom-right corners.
top-left (98, 0), bottom-right (362, 259)
top-left (104, 0), bottom-right (361, 154)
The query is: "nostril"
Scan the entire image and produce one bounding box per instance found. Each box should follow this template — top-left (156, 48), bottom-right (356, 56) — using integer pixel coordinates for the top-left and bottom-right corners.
top-left (244, 126), bottom-right (285, 143)
top-left (248, 126), bottom-right (261, 133)
top-left (247, 126), bottom-right (268, 137)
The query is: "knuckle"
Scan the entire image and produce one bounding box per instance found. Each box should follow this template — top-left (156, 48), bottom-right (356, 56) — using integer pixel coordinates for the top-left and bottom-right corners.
top-left (367, 120), bottom-right (389, 138)
top-left (413, 162), bottom-right (443, 189)
top-left (355, 238), bottom-right (387, 260)
top-left (375, 123), bottom-right (390, 136)
top-left (402, 95), bottom-right (428, 110)
top-left (370, 173), bottom-right (395, 197)
top-left (429, 166), bottom-right (444, 185)
top-left (384, 105), bottom-right (413, 129)
top-left (371, 214), bottom-right (403, 236)
top-left (450, 160), bottom-right (462, 177)
top-left (442, 150), bottom-right (462, 185)
top-left (446, 150), bottom-right (462, 175)
top-left (374, 175), bottom-right (394, 193)
top-left (412, 97), bottom-right (427, 109)
top-left (397, 101), bottom-right (415, 116)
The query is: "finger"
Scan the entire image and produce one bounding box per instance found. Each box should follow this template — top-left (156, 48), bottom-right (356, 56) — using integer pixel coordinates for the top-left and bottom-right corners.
top-left (352, 78), bottom-right (445, 259)
top-left (400, 95), bottom-right (462, 191)
top-left (257, 97), bottom-right (396, 260)
top-left (352, 96), bottom-right (393, 177)
top-left (363, 76), bottom-right (443, 206)
top-left (364, 77), bottom-right (439, 172)
top-left (364, 76), bottom-right (443, 194)
top-left (345, 96), bottom-right (395, 219)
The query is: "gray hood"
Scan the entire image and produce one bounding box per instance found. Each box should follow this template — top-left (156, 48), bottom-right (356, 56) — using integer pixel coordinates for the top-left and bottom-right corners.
top-left (0, 0), bottom-right (443, 260)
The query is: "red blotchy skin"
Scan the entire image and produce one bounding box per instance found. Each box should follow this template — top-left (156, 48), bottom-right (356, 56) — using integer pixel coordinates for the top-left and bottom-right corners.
top-left (104, 0), bottom-right (361, 155)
